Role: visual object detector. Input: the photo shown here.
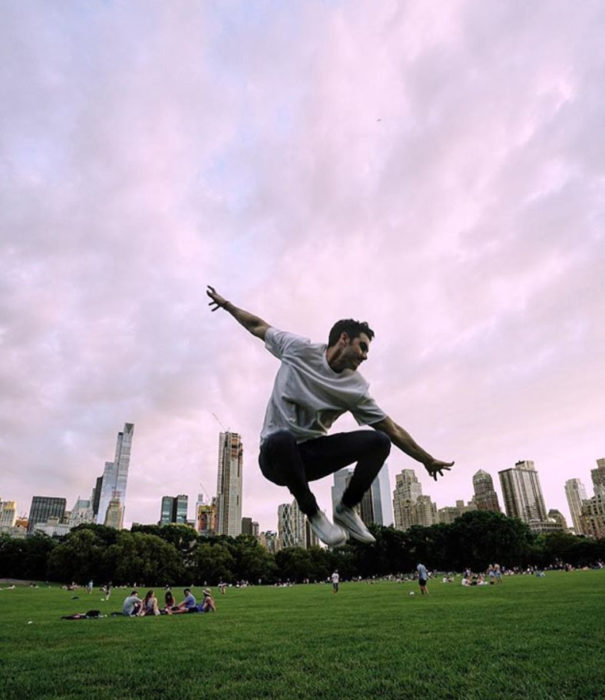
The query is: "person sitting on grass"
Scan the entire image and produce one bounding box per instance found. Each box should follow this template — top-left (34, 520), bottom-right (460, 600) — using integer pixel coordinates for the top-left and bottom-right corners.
top-left (198, 588), bottom-right (216, 613)
top-left (163, 589), bottom-right (176, 614)
top-left (122, 590), bottom-right (142, 616)
top-left (173, 588), bottom-right (197, 614)
top-left (138, 590), bottom-right (160, 616)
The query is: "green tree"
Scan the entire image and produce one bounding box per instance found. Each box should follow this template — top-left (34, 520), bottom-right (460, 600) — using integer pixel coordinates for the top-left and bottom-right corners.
top-left (47, 528), bottom-right (108, 583)
top-left (232, 535), bottom-right (277, 583)
top-left (104, 532), bottom-right (184, 586)
top-left (447, 510), bottom-right (534, 570)
top-left (187, 541), bottom-right (236, 585)
top-left (131, 523), bottom-right (199, 554)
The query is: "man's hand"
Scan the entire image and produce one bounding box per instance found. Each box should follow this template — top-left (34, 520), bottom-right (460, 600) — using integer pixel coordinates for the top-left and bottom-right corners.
top-left (207, 285), bottom-right (228, 312)
top-left (423, 458), bottom-right (454, 481)
top-left (205, 285), bottom-right (270, 340)
top-left (372, 417), bottom-right (454, 480)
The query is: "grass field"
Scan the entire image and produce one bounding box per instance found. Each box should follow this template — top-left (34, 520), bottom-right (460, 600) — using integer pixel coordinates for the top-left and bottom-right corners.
top-left (1, 571), bottom-right (604, 699)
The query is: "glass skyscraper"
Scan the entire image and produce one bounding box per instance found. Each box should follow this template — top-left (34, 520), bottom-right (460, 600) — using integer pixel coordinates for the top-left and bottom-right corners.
top-left (95, 423), bottom-right (134, 527)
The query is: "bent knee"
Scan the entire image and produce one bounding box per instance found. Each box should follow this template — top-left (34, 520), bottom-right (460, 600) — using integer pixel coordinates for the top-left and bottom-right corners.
top-left (371, 430), bottom-right (392, 456)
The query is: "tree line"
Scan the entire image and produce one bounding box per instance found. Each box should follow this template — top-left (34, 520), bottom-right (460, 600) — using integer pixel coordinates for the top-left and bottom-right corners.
top-left (1, 511), bottom-right (603, 585)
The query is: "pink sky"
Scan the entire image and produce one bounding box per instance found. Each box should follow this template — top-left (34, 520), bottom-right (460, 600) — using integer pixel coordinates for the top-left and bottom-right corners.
top-left (1, 1), bottom-right (604, 532)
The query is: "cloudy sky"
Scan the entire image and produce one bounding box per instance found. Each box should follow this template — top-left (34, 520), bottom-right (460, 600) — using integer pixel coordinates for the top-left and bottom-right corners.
top-left (1, 0), bottom-right (603, 533)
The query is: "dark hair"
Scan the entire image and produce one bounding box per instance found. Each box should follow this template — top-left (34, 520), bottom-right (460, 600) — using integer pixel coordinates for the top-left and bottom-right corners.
top-left (328, 319), bottom-right (374, 347)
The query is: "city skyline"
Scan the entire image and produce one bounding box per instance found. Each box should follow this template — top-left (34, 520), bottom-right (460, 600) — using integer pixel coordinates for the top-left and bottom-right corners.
top-left (2, 2), bottom-right (604, 534)
top-left (5, 444), bottom-right (603, 536)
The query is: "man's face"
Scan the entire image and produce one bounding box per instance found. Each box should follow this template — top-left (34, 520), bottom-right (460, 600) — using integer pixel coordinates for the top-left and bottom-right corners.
top-left (340, 332), bottom-right (371, 371)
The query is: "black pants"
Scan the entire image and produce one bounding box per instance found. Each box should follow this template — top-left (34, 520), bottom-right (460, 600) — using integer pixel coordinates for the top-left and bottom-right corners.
top-left (258, 429), bottom-right (391, 517)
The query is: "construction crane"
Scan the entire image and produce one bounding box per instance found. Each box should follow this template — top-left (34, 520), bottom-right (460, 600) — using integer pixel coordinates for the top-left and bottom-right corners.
top-left (211, 412), bottom-right (230, 432)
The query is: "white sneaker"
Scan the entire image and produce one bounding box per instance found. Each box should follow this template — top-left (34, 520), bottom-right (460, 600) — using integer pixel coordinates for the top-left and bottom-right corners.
top-left (333, 503), bottom-right (376, 543)
top-left (308, 511), bottom-right (348, 547)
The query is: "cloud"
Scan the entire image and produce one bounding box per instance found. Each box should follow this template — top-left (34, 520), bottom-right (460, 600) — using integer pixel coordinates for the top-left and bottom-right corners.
top-left (1, 1), bottom-right (604, 531)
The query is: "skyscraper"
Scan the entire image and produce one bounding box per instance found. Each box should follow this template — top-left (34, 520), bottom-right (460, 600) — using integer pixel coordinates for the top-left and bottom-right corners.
top-left (371, 463), bottom-right (394, 527)
top-left (160, 495), bottom-right (189, 525)
top-left (565, 478), bottom-right (587, 534)
top-left (472, 470), bottom-right (501, 512)
top-left (104, 498), bottom-right (123, 530)
top-left (28, 496), bottom-right (66, 532)
top-left (591, 458), bottom-right (605, 497)
top-left (277, 501), bottom-right (306, 549)
top-left (91, 476), bottom-right (103, 520)
top-left (216, 432), bottom-right (243, 537)
top-left (197, 501), bottom-right (217, 535)
top-left (96, 423), bottom-right (134, 527)
top-left (394, 469), bottom-right (423, 501)
top-left (392, 469), bottom-right (436, 530)
top-left (579, 458), bottom-right (605, 539)
top-left (498, 460), bottom-right (547, 528)
top-left (277, 500), bottom-right (318, 549)
top-left (0, 500), bottom-right (17, 528)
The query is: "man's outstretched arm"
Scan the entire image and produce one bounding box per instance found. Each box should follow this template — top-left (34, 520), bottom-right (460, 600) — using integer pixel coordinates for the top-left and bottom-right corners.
top-left (371, 416), bottom-right (454, 481)
top-left (206, 285), bottom-right (270, 340)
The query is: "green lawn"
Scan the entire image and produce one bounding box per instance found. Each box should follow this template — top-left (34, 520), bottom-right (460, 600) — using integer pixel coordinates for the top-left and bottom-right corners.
top-left (1, 571), bottom-right (604, 699)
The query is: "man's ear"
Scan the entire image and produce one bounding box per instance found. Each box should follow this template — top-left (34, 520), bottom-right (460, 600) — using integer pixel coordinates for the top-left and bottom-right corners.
top-left (339, 332), bottom-right (350, 345)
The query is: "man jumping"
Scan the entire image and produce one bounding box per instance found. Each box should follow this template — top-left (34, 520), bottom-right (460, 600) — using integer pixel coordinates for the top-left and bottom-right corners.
top-left (206, 285), bottom-right (453, 547)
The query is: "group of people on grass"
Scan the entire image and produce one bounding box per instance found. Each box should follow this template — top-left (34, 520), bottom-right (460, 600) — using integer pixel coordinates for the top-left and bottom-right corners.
top-left (122, 587), bottom-right (216, 616)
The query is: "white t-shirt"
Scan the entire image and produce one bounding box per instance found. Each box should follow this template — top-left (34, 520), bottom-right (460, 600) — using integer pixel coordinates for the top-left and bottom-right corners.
top-left (260, 327), bottom-right (386, 444)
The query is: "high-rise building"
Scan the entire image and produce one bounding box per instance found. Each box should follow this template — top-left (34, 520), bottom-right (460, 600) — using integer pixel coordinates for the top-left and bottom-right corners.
top-left (580, 494), bottom-right (605, 539)
top-left (498, 460), bottom-right (547, 530)
top-left (416, 495), bottom-right (438, 527)
top-left (472, 470), bottom-right (501, 512)
top-left (394, 469), bottom-right (423, 501)
top-left (241, 517), bottom-right (252, 535)
top-left (216, 432), bottom-right (243, 537)
top-left (28, 496), bottom-right (66, 533)
top-left (565, 478), bottom-right (587, 534)
top-left (96, 423), bottom-right (134, 526)
top-left (591, 458), bottom-right (605, 497)
top-left (160, 495), bottom-right (188, 525)
top-left (259, 530), bottom-right (278, 553)
top-left (277, 500), bottom-right (318, 549)
top-left (278, 501), bottom-right (306, 549)
top-left (0, 500), bottom-right (17, 528)
top-left (578, 459), bottom-right (605, 539)
top-left (104, 498), bottom-right (123, 529)
top-left (371, 463), bottom-right (394, 527)
top-left (197, 501), bottom-right (217, 535)
top-left (392, 469), bottom-right (438, 530)
top-left (547, 509), bottom-right (568, 531)
top-left (91, 476), bottom-right (103, 520)
top-left (393, 469), bottom-right (427, 531)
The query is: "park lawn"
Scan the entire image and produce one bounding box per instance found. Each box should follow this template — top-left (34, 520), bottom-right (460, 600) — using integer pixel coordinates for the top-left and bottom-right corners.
top-left (1, 571), bottom-right (604, 699)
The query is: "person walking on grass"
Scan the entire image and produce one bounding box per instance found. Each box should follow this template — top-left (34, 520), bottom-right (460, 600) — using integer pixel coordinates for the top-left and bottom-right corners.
top-left (417, 563), bottom-right (429, 595)
top-left (207, 285), bottom-right (454, 547)
top-left (332, 570), bottom-right (340, 593)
